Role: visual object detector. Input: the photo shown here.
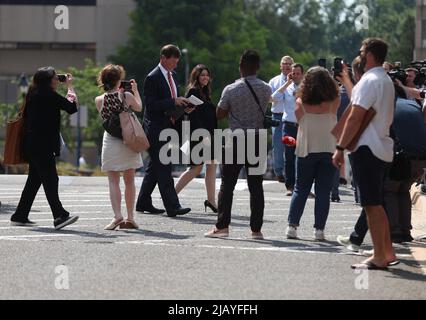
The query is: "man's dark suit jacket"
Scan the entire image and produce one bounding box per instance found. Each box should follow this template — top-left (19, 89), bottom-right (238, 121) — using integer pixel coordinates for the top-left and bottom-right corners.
top-left (142, 66), bottom-right (179, 145)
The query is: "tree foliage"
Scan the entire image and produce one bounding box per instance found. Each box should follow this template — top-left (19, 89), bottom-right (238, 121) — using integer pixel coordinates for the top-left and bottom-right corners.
top-left (113, 0), bottom-right (415, 104)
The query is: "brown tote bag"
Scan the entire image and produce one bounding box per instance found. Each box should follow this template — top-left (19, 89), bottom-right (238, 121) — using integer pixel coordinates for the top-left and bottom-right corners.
top-left (331, 104), bottom-right (376, 151)
top-left (3, 101), bottom-right (27, 165)
top-left (120, 93), bottom-right (150, 153)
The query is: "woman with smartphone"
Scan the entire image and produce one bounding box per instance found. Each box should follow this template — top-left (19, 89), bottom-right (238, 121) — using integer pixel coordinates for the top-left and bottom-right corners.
top-left (10, 67), bottom-right (79, 230)
top-left (95, 64), bottom-right (143, 230)
top-left (175, 64), bottom-right (218, 212)
top-left (286, 67), bottom-right (340, 241)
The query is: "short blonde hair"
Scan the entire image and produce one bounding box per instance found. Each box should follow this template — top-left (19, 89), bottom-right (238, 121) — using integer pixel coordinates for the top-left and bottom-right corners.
top-left (281, 56), bottom-right (294, 64)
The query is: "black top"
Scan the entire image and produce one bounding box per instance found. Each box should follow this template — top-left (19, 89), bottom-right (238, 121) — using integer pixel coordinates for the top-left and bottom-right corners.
top-left (24, 89), bottom-right (77, 157)
top-left (185, 87), bottom-right (217, 135)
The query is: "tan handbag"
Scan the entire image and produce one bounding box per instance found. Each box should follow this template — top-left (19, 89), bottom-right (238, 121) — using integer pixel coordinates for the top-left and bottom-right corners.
top-left (120, 93), bottom-right (150, 153)
top-left (3, 101), bottom-right (28, 165)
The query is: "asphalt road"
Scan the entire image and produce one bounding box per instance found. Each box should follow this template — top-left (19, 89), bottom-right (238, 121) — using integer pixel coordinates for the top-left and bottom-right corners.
top-left (0, 175), bottom-right (425, 300)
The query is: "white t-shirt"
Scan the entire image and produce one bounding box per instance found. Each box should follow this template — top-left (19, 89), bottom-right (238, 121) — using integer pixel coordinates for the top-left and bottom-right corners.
top-left (351, 66), bottom-right (395, 162)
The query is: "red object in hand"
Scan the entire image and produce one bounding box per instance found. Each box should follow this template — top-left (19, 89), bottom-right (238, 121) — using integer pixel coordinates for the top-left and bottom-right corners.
top-left (282, 135), bottom-right (296, 146)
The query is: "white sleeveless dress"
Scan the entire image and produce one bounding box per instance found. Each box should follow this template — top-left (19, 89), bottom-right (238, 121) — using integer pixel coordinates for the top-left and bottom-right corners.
top-left (100, 92), bottom-right (143, 172)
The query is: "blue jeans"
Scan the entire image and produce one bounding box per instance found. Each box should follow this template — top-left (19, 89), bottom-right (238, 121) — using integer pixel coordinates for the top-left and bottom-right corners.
top-left (282, 123), bottom-right (298, 189)
top-left (288, 153), bottom-right (337, 230)
top-left (271, 113), bottom-right (284, 177)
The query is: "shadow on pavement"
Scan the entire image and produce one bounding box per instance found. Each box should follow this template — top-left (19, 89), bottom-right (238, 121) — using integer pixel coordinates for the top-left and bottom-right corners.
top-left (119, 229), bottom-right (192, 240)
top-left (0, 204), bottom-right (16, 214)
top-left (28, 227), bottom-right (130, 240)
top-left (386, 266), bottom-right (426, 282)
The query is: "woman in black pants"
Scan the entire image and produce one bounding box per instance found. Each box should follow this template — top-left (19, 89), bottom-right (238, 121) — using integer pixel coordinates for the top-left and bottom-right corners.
top-left (11, 67), bottom-right (79, 230)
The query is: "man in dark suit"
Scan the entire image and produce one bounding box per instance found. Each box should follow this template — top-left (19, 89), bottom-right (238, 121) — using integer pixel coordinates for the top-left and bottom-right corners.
top-left (136, 45), bottom-right (191, 217)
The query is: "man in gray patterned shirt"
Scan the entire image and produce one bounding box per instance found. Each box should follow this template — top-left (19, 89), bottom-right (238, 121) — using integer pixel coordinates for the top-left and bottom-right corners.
top-left (205, 49), bottom-right (272, 240)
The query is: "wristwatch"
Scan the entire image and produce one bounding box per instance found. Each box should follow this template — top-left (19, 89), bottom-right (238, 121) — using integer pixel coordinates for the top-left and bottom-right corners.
top-left (336, 145), bottom-right (345, 151)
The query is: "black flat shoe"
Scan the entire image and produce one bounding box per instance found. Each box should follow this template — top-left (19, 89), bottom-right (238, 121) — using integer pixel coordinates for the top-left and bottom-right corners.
top-left (10, 218), bottom-right (37, 227)
top-left (331, 196), bottom-right (341, 203)
top-left (204, 200), bottom-right (218, 213)
top-left (136, 205), bottom-right (165, 214)
top-left (167, 206), bottom-right (191, 217)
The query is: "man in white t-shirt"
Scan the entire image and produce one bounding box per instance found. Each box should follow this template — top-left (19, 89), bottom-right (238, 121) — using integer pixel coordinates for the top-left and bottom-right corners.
top-left (332, 38), bottom-right (397, 270)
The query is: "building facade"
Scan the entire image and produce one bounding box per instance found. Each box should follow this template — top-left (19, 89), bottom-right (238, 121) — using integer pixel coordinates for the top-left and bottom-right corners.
top-left (0, 0), bottom-right (135, 104)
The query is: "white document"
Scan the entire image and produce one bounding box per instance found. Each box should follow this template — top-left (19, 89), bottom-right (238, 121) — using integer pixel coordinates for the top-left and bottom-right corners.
top-left (187, 95), bottom-right (204, 106)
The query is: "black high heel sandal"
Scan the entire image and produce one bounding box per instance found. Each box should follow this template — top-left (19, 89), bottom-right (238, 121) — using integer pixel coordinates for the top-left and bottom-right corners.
top-left (204, 200), bottom-right (218, 213)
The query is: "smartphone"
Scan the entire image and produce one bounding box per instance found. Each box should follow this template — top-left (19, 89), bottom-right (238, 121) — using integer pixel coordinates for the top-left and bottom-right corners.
top-left (119, 80), bottom-right (133, 93)
top-left (333, 57), bottom-right (343, 79)
top-left (57, 74), bottom-right (67, 83)
top-left (318, 58), bottom-right (327, 69)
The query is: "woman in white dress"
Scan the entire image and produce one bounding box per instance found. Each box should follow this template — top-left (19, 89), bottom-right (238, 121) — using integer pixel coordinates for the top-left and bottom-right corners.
top-left (95, 64), bottom-right (143, 230)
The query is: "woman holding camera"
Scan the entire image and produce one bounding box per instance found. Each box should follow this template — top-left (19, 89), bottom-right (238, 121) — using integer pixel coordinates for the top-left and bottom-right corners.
top-left (175, 64), bottom-right (218, 212)
top-left (11, 67), bottom-right (79, 230)
top-left (286, 67), bottom-right (340, 241)
top-left (95, 64), bottom-right (143, 230)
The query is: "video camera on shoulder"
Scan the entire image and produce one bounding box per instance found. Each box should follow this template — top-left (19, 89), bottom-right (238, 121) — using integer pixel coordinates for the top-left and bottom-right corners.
top-left (388, 61), bottom-right (408, 85)
top-left (409, 60), bottom-right (426, 87)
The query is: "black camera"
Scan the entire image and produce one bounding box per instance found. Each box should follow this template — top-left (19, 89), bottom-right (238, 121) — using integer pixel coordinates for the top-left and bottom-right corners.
top-left (409, 60), bottom-right (426, 87)
top-left (57, 74), bottom-right (67, 82)
top-left (263, 115), bottom-right (280, 129)
top-left (119, 80), bottom-right (135, 94)
top-left (388, 67), bottom-right (408, 85)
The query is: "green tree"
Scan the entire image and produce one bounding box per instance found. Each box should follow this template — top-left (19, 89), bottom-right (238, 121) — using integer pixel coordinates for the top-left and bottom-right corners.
top-left (112, 0), bottom-right (271, 104)
top-left (58, 59), bottom-right (103, 152)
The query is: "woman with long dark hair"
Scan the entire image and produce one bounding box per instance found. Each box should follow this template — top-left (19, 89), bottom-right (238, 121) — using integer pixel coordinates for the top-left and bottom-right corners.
top-left (175, 64), bottom-right (218, 212)
top-left (11, 67), bottom-right (79, 230)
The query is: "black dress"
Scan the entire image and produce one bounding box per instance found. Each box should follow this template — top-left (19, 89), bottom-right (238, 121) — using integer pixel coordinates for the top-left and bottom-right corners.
top-left (180, 87), bottom-right (217, 165)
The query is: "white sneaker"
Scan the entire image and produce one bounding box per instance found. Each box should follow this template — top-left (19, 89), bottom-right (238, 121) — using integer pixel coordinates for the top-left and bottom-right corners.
top-left (359, 249), bottom-right (374, 256)
top-left (336, 235), bottom-right (360, 252)
top-left (286, 226), bottom-right (298, 239)
top-left (314, 229), bottom-right (325, 241)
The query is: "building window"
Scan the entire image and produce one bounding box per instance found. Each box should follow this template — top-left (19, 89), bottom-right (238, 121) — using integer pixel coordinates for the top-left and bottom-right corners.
top-left (50, 43), bottom-right (96, 50)
top-left (0, 0), bottom-right (96, 5)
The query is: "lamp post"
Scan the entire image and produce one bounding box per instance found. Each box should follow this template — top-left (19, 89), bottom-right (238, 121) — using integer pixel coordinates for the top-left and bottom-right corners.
top-left (181, 48), bottom-right (189, 87)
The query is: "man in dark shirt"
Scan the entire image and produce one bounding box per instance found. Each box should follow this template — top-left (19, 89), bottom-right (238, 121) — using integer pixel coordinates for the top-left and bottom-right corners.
top-left (205, 50), bottom-right (272, 240)
top-left (384, 97), bottom-right (426, 242)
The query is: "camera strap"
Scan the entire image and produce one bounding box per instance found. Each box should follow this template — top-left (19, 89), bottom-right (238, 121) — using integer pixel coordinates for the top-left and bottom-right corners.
top-left (244, 79), bottom-right (266, 117)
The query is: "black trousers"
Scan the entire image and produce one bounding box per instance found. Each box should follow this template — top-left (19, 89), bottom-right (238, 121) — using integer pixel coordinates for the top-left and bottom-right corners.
top-left (350, 209), bottom-right (368, 246)
top-left (136, 124), bottom-right (180, 213)
top-left (13, 153), bottom-right (68, 221)
top-left (216, 135), bottom-right (265, 232)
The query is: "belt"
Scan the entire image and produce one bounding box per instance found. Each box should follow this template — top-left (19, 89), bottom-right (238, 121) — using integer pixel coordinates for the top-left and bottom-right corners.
top-left (272, 112), bottom-right (283, 115)
top-left (284, 121), bottom-right (298, 127)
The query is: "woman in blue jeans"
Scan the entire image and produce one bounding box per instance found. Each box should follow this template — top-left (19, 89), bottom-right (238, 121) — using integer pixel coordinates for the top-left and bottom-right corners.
top-left (286, 67), bottom-right (340, 240)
